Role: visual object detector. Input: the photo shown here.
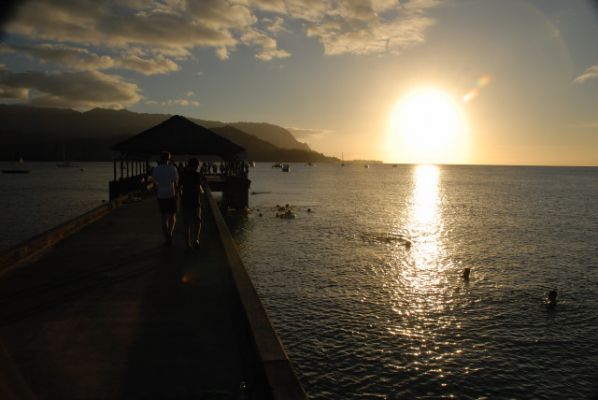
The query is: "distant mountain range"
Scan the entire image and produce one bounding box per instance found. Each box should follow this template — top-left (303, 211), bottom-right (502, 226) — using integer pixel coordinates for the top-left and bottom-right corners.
top-left (0, 105), bottom-right (336, 162)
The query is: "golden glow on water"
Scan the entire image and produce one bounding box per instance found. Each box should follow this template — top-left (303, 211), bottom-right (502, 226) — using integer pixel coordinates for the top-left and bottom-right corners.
top-left (409, 165), bottom-right (444, 274)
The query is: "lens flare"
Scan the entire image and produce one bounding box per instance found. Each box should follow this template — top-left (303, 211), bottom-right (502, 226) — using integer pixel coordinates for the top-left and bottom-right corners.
top-left (462, 74), bottom-right (492, 103)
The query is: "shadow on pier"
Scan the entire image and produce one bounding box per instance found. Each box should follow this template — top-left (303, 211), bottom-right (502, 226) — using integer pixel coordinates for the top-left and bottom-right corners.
top-left (0, 194), bottom-right (302, 399)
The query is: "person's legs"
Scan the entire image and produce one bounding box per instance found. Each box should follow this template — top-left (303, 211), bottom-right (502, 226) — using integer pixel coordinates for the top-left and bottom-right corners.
top-left (158, 197), bottom-right (177, 246)
top-left (168, 213), bottom-right (176, 237)
top-left (193, 208), bottom-right (202, 247)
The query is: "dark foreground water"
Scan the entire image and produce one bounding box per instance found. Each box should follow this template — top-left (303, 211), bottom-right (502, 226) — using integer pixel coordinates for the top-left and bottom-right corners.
top-left (2, 162), bottom-right (598, 399)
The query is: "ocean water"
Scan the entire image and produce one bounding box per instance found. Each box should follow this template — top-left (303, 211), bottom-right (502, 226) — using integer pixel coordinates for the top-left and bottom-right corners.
top-left (232, 164), bottom-right (598, 399)
top-left (0, 162), bottom-right (113, 250)
top-left (2, 162), bottom-right (598, 399)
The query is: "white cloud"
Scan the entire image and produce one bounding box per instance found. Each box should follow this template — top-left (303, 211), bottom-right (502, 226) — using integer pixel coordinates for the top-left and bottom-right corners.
top-left (574, 65), bottom-right (598, 84)
top-left (0, 68), bottom-right (141, 109)
top-left (162, 99), bottom-right (200, 107)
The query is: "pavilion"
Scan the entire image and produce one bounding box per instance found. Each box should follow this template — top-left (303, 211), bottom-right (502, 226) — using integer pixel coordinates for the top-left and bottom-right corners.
top-left (109, 115), bottom-right (250, 209)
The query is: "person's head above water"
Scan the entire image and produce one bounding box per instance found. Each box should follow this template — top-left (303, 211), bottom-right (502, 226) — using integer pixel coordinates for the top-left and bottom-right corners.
top-left (463, 268), bottom-right (471, 280)
top-left (547, 289), bottom-right (557, 304)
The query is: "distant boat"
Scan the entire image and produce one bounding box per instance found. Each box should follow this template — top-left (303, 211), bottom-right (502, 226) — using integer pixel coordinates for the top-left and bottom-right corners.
top-left (56, 145), bottom-right (77, 168)
top-left (392, 164), bottom-right (398, 168)
top-left (272, 163), bottom-right (282, 168)
top-left (2, 157), bottom-right (30, 174)
top-left (282, 164), bottom-right (290, 172)
top-left (364, 164), bottom-right (370, 168)
top-left (307, 162), bottom-right (314, 166)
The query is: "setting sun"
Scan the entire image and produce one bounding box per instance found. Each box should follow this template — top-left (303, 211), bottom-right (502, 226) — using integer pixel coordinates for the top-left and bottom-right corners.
top-left (388, 88), bottom-right (468, 164)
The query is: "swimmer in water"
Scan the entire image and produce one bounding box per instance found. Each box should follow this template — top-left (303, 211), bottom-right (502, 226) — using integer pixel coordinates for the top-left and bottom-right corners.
top-left (546, 289), bottom-right (557, 306)
top-left (462, 268), bottom-right (471, 281)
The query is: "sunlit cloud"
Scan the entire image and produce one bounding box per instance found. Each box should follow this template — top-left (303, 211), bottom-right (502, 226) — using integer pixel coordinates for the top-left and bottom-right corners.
top-left (162, 99), bottom-right (200, 107)
top-left (0, 68), bottom-right (142, 109)
top-left (1, 0), bottom-right (443, 109)
top-left (573, 65), bottom-right (598, 84)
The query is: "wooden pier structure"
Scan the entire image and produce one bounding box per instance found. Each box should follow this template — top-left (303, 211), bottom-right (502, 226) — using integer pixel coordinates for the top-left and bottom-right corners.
top-left (0, 117), bottom-right (306, 399)
top-left (108, 115), bottom-right (251, 211)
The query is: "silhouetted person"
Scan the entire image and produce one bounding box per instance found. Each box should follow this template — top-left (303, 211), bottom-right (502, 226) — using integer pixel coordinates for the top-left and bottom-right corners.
top-left (547, 289), bottom-right (557, 306)
top-left (179, 157), bottom-right (204, 250)
top-left (463, 268), bottom-right (471, 281)
top-left (152, 151), bottom-right (178, 247)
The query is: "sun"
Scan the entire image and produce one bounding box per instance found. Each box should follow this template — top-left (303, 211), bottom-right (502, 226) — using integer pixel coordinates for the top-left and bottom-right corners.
top-left (388, 87), bottom-right (468, 164)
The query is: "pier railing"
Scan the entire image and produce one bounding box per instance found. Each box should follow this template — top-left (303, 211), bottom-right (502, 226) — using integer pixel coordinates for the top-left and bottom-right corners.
top-left (204, 185), bottom-right (307, 399)
top-left (0, 196), bottom-right (126, 277)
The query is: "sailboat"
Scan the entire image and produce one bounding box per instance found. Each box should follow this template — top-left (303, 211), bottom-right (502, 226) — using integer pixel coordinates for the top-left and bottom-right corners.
top-left (2, 157), bottom-right (30, 174)
top-left (56, 145), bottom-right (76, 168)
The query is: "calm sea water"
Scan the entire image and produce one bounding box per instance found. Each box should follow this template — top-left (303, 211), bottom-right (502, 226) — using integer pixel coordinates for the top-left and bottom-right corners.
top-left (2, 162), bottom-right (598, 399)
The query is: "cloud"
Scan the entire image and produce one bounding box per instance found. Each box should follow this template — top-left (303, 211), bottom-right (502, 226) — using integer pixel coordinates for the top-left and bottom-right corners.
top-left (0, 68), bottom-right (141, 109)
top-left (573, 65), bottom-right (598, 84)
top-left (264, 17), bottom-right (288, 34)
top-left (0, 43), bottom-right (179, 75)
top-left (162, 99), bottom-right (200, 107)
top-left (241, 28), bottom-right (290, 60)
top-left (5, 0), bottom-right (441, 61)
top-left (303, 0), bottom-right (438, 56)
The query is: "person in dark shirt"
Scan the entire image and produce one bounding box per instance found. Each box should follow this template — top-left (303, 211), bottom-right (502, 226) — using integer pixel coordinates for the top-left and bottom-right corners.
top-left (179, 157), bottom-right (204, 250)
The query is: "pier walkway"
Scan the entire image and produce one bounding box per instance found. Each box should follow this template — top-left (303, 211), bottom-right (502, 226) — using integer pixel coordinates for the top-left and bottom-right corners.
top-left (0, 196), bottom-right (256, 398)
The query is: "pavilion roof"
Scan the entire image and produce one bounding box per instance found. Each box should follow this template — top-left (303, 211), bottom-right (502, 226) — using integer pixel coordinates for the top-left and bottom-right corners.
top-left (112, 115), bottom-right (245, 159)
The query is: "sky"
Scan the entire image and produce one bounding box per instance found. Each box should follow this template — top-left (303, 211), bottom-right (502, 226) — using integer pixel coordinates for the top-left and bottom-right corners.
top-left (0, 0), bottom-right (597, 165)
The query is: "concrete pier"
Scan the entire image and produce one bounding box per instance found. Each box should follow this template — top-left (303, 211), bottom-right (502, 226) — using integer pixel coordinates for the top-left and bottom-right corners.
top-left (0, 192), bottom-right (305, 398)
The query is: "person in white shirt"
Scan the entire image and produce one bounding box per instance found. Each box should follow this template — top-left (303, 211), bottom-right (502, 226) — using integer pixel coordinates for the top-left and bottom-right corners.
top-left (152, 151), bottom-right (179, 247)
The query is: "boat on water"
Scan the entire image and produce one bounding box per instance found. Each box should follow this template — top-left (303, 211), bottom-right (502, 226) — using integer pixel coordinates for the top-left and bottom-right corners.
top-left (364, 164), bottom-right (370, 168)
top-left (282, 164), bottom-right (290, 172)
top-left (307, 162), bottom-right (314, 166)
top-left (2, 157), bottom-right (30, 174)
top-left (272, 162), bottom-right (282, 168)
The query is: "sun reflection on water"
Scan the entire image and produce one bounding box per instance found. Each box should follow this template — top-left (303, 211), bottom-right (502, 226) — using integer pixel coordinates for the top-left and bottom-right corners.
top-left (408, 164), bottom-right (444, 276)
top-left (387, 165), bottom-right (462, 386)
